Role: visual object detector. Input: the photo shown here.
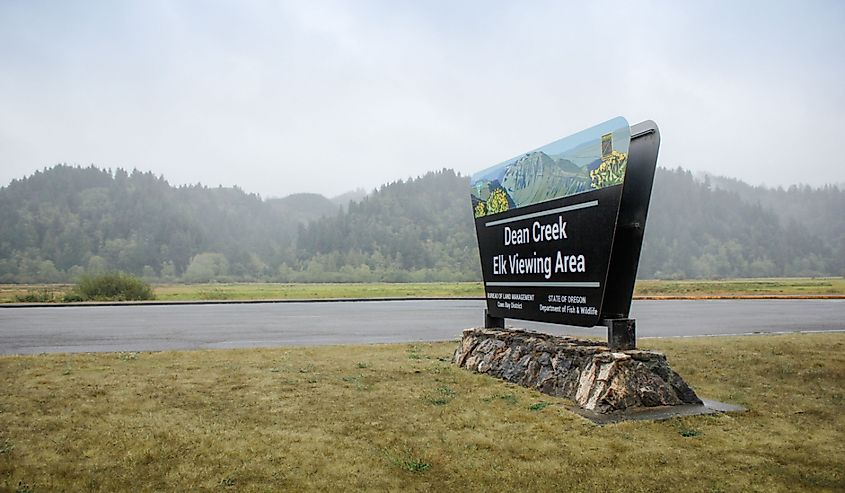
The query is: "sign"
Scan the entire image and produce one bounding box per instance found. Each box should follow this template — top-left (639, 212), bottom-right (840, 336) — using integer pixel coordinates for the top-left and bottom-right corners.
top-left (470, 117), bottom-right (660, 327)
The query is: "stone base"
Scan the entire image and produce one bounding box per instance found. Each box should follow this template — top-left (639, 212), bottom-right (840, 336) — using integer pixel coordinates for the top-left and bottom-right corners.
top-left (453, 328), bottom-right (702, 414)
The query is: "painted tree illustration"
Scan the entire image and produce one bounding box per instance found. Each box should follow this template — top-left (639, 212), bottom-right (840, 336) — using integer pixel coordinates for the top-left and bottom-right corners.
top-left (486, 188), bottom-right (510, 215)
top-left (590, 150), bottom-right (628, 189)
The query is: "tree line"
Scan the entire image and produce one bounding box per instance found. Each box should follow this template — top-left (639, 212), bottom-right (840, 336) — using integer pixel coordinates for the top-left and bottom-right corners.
top-left (0, 164), bottom-right (841, 283)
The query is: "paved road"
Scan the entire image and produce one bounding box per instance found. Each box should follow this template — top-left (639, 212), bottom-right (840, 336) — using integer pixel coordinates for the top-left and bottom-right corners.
top-left (0, 299), bottom-right (842, 354)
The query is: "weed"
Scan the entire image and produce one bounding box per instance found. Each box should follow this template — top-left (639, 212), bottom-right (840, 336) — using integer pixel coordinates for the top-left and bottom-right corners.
top-left (219, 477), bottom-right (236, 487)
top-left (117, 352), bottom-right (138, 361)
top-left (356, 362), bottom-right (369, 369)
top-left (0, 439), bottom-right (13, 454)
top-left (499, 393), bottom-right (518, 405)
top-left (401, 458), bottom-right (431, 473)
top-left (15, 289), bottom-right (57, 303)
top-left (481, 394), bottom-right (519, 405)
top-left (341, 374), bottom-right (369, 390)
top-left (680, 429), bottom-right (701, 437)
top-left (16, 481), bottom-right (33, 493)
top-left (407, 345), bottom-right (427, 360)
top-left (436, 385), bottom-right (454, 396)
top-left (386, 449), bottom-right (431, 473)
top-left (426, 385), bottom-right (455, 405)
top-left (61, 293), bottom-right (85, 302)
top-left (269, 367), bottom-right (281, 373)
top-left (528, 401), bottom-right (550, 412)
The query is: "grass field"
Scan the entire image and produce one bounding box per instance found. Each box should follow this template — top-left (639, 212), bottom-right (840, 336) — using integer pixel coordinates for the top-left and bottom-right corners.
top-left (634, 277), bottom-right (845, 297)
top-left (1, 277), bottom-right (844, 303)
top-left (1, 333), bottom-right (842, 491)
top-left (153, 281), bottom-right (484, 301)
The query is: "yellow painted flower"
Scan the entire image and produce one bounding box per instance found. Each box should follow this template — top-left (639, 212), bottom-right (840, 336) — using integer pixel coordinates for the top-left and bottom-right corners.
top-left (487, 188), bottom-right (509, 215)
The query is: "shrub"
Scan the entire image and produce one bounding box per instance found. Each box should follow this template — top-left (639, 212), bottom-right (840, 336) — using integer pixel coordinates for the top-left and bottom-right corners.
top-left (66, 272), bottom-right (154, 301)
top-left (15, 290), bottom-right (59, 303)
top-left (61, 292), bottom-right (85, 302)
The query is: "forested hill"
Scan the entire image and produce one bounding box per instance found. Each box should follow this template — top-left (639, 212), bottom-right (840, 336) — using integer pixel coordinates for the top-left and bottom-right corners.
top-left (0, 166), bottom-right (300, 281)
top-left (294, 169), bottom-right (477, 281)
top-left (641, 169), bottom-right (843, 278)
top-left (0, 164), bottom-right (842, 283)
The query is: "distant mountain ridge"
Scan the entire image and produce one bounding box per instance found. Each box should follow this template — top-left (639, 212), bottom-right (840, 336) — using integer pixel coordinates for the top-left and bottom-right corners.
top-left (267, 193), bottom-right (339, 222)
top-left (0, 164), bottom-right (841, 282)
top-left (331, 188), bottom-right (368, 210)
top-left (263, 189), bottom-right (368, 218)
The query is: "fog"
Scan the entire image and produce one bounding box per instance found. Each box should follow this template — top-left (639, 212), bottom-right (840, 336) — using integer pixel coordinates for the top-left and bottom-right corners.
top-left (2, 1), bottom-right (843, 197)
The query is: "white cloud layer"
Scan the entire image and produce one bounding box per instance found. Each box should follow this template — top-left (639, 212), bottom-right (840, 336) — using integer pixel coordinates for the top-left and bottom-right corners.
top-left (1, 0), bottom-right (843, 197)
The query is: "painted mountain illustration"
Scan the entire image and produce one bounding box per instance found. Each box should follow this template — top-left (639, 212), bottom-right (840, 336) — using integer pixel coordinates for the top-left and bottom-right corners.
top-left (548, 137), bottom-right (601, 168)
top-left (501, 151), bottom-right (590, 206)
top-left (469, 116), bottom-right (632, 218)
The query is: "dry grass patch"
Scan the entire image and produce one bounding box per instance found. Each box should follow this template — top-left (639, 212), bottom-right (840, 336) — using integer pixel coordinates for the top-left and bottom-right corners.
top-left (4, 278), bottom-right (843, 304)
top-left (152, 282), bottom-right (484, 301)
top-left (634, 277), bottom-right (845, 297)
top-left (0, 333), bottom-right (843, 491)
top-left (0, 285), bottom-right (72, 304)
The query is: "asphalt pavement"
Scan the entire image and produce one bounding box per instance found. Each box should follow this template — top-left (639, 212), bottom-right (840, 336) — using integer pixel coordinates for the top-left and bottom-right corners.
top-left (0, 299), bottom-right (842, 354)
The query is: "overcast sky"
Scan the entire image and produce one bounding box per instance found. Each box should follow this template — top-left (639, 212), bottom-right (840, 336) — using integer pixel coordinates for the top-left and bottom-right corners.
top-left (2, 1), bottom-right (844, 198)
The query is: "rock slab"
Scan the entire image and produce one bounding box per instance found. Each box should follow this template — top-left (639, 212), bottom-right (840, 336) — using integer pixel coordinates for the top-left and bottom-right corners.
top-left (453, 328), bottom-right (701, 413)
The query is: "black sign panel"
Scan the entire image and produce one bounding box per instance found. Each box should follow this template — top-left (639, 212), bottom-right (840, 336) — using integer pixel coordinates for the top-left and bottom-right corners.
top-left (475, 185), bottom-right (621, 326)
top-left (470, 117), bottom-right (660, 327)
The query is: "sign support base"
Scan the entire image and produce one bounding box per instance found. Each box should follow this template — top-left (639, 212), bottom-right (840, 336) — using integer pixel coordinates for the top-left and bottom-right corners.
top-left (603, 318), bottom-right (636, 351)
top-left (484, 309), bottom-right (505, 329)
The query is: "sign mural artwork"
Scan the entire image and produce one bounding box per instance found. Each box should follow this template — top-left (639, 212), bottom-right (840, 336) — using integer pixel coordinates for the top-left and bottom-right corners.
top-left (470, 117), bottom-right (660, 328)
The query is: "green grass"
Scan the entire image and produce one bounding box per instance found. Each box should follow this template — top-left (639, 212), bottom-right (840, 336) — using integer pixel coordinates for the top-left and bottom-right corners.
top-left (2, 278), bottom-right (844, 304)
top-left (153, 281), bottom-right (484, 301)
top-left (1, 333), bottom-right (843, 491)
top-left (635, 277), bottom-right (845, 297)
top-left (0, 282), bottom-right (484, 303)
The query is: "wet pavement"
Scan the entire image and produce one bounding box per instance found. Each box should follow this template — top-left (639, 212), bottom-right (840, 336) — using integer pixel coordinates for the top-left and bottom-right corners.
top-left (0, 298), bottom-right (842, 354)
